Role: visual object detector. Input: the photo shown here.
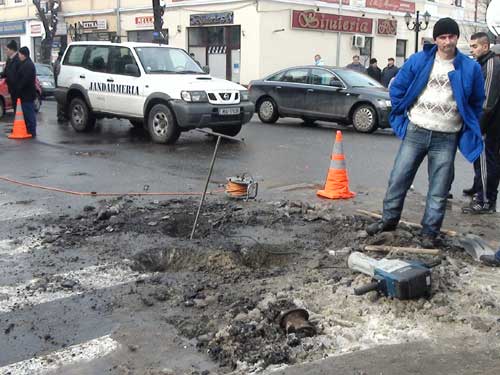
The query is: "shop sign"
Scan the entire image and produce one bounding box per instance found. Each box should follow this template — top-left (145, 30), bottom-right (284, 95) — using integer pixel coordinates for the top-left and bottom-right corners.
top-left (81, 20), bottom-right (108, 31)
top-left (190, 12), bottom-right (234, 26)
top-left (291, 11), bottom-right (373, 34)
top-left (135, 16), bottom-right (154, 27)
top-left (366, 0), bottom-right (415, 13)
top-left (377, 19), bottom-right (397, 35)
top-left (0, 21), bottom-right (26, 36)
top-left (31, 23), bottom-right (43, 37)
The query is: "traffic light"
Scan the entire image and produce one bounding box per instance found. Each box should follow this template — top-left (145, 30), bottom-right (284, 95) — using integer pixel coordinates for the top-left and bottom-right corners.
top-left (152, 0), bottom-right (164, 33)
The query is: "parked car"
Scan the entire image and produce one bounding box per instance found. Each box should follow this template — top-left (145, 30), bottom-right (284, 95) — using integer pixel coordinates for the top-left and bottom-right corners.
top-left (55, 42), bottom-right (254, 143)
top-left (249, 66), bottom-right (392, 133)
top-left (35, 63), bottom-right (56, 97)
top-left (0, 61), bottom-right (43, 117)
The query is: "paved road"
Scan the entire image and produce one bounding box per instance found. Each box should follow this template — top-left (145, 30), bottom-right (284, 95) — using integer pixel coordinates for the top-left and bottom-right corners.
top-left (0, 101), bottom-right (491, 374)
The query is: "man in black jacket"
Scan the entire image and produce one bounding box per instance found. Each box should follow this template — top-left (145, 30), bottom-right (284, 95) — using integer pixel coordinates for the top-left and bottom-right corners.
top-left (0, 40), bottom-right (21, 112)
top-left (463, 32), bottom-right (500, 213)
top-left (367, 58), bottom-right (381, 82)
top-left (381, 58), bottom-right (399, 87)
top-left (17, 47), bottom-right (37, 137)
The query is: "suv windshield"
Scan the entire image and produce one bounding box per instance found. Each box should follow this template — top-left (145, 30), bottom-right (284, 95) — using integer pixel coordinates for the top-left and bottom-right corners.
top-left (336, 69), bottom-right (383, 88)
top-left (134, 47), bottom-right (204, 74)
top-left (35, 64), bottom-right (54, 76)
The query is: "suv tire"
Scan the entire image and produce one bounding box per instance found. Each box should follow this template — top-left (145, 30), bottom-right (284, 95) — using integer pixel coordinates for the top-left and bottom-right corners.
top-left (257, 97), bottom-right (279, 124)
top-left (147, 104), bottom-right (180, 144)
top-left (69, 97), bottom-right (96, 132)
top-left (214, 125), bottom-right (242, 137)
top-left (352, 104), bottom-right (378, 133)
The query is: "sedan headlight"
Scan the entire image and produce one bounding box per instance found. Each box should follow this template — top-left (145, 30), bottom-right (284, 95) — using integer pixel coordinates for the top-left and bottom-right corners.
top-left (181, 90), bottom-right (208, 102)
top-left (240, 90), bottom-right (249, 101)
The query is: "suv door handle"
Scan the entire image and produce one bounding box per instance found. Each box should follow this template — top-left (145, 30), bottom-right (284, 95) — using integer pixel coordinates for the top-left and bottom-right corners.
top-left (107, 78), bottom-right (114, 82)
top-left (276, 86), bottom-right (282, 89)
top-left (79, 75), bottom-right (86, 79)
top-left (307, 88), bottom-right (314, 93)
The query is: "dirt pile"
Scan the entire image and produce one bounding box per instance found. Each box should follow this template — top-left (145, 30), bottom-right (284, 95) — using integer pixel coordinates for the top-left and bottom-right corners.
top-left (22, 198), bottom-right (500, 373)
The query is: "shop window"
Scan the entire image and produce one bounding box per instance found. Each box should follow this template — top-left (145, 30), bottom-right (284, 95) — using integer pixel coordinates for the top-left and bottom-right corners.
top-left (128, 30), bottom-right (168, 43)
top-left (85, 46), bottom-right (110, 73)
top-left (188, 28), bottom-right (206, 46)
top-left (282, 69), bottom-right (309, 84)
top-left (228, 26), bottom-right (241, 47)
top-left (207, 27), bottom-right (225, 45)
top-left (109, 47), bottom-right (139, 76)
top-left (359, 37), bottom-right (373, 65)
top-left (396, 39), bottom-right (407, 67)
top-left (63, 45), bottom-right (86, 66)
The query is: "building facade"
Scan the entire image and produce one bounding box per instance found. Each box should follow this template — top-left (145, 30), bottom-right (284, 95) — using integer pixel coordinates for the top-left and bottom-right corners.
top-left (0, 0), bottom-right (491, 83)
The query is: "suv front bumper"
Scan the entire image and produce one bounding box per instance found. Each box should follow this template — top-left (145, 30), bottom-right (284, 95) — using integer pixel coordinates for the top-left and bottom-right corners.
top-left (170, 100), bottom-right (254, 129)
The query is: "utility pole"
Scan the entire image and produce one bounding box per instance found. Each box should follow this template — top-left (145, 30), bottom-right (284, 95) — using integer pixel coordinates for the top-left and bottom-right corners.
top-left (336, 0), bottom-right (343, 67)
top-left (152, 0), bottom-right (166, 44)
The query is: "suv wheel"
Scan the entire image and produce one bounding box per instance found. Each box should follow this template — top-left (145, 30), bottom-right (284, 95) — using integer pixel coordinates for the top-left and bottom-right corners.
top-left (147, 104), bottom-right (180, 144)
top-left (352, 104), bottom-right (378, 133)
top-left (34, 94), bottom-right (41, 113)
top-left (69, 97), bottom-right (96, 132)
top-left (257, 97), bottom-right (279, 124)
top-left (214, 125), bottom-right (242, 137)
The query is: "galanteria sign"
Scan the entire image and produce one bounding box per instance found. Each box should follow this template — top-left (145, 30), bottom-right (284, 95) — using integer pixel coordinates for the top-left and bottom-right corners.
top-left (291, 10), bottom-right (373, 34)
top-left (377, 19), bottom-right (397, 35)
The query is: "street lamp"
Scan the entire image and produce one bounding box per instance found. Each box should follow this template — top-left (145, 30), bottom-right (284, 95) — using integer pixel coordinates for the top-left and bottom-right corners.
top-left (67, 22), bottom-right (84, 42)
top-left (405, 10), bottom-right (431, 53)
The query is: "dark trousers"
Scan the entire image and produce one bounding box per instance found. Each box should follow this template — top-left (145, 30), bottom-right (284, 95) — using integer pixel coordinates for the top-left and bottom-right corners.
top-left (473, 133), bottom-right (500, 204)
top-left (21, 101), bottom-right (37, 136)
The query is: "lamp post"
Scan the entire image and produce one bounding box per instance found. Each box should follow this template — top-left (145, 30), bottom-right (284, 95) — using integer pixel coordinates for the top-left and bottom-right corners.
top-left (404, 10), bottom-right (431, 53)
top-left (67, 22), bottom-right (84, 42)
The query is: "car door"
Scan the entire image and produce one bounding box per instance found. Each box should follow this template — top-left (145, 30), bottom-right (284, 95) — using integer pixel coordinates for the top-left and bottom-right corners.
top-left (105, 46), bottom-right (144, 117)
top-left (274, 68), bottom-right (310, 115)
top-left (83, 45), bottom-right (111, 112)
top-left (307, 68), bottom-right (350, 119)
top-left (58, 44), bottom-right (90, 102)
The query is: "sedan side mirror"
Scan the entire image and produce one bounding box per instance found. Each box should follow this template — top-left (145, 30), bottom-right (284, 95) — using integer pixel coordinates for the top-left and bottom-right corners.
top-left (202, 65), bottom-right (210, 74)
top-left (125, 64), bottom-right (140, 77)
top-left (329, 80), bottom-right (343, 88)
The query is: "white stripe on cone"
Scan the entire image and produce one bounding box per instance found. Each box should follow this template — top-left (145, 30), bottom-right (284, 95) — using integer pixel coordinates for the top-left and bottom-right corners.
top-left (0, 335), bottom-right (119, 374)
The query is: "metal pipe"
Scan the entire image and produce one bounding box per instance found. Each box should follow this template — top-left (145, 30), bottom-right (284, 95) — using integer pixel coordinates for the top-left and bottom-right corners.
top-left (116, 0), bottom-right (122, 40)
top-left (336, 1), bottom-right (343, 67)
top-left (190, 136), bottom-right (222, 240)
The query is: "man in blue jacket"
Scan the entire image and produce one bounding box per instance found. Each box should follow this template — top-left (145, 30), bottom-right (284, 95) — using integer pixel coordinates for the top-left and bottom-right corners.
top-left (366, 18), bottom-right (485, 244)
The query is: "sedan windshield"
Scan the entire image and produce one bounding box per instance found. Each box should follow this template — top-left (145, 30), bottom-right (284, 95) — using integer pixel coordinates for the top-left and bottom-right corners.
top-left (134, 47), bottom-right (205, 74)
top-left (336, 70), bottom-right (383, 88)
top-left (35, 64), bottom-right (53, 76)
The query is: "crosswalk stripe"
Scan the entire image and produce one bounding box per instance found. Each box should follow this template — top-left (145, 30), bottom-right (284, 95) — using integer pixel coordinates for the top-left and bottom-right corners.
top-left (0, 264), bottom-right (146, 313)
top-left (0, 334), bottom-right (119, 374)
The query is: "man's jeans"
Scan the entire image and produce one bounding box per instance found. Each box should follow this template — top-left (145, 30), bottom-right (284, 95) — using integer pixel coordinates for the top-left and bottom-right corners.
top-left (382, 123), bottom-right (459, 236)
top-left (21, 101), bottom-right (37, 136)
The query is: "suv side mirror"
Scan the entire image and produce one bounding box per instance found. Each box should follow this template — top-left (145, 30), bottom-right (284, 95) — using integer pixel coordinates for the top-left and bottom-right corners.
top-left (125, 64), bottom-right (140, 77)
top-left (202, 65), bottom-right (210, 74)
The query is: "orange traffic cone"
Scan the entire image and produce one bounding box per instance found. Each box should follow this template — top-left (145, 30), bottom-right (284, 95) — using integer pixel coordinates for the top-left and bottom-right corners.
top-left (317, 130), bottom-right (355, 199)
top-left (8, 99), bottom-right (32, 139)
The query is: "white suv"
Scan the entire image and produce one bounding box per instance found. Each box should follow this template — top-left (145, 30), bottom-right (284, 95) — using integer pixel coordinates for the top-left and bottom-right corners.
top-left (55, 42), bottom-right (254, 144)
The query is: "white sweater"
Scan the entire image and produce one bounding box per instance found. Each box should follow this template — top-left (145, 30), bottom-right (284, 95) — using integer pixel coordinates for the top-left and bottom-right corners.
top-left (408, 55), bottom-right (462, 133)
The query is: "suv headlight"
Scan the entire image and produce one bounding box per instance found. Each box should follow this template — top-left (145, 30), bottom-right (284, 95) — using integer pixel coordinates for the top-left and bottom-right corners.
top-left (181, 90), bottom-right (208, 103)
top-left (240, 90), bottom-right (249, 101)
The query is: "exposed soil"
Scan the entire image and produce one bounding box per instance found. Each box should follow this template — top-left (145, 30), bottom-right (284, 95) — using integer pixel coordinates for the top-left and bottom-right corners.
top-left (9, 197), bottom-right (500, 374)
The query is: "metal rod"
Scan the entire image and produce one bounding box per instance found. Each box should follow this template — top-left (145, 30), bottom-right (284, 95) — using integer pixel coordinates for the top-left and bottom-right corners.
top-left (190, 136), bottom-right (222, 240)
top-left (194, 128), bottom-right (244, 142)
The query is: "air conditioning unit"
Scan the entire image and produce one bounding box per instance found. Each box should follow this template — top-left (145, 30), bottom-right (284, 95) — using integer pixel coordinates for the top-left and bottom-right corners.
top-left (352, 34), bottom-right (366, 49)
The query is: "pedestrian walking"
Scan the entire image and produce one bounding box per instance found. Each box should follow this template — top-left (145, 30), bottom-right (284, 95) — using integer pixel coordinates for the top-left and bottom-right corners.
top-left (314, 54), bottom-right (325, 66)
top-left (345, 55), bottom-right (366, 74)
top-left (367, 58), bottom-right (381, 82)
top-left (366, 18), bottom-right (485, 245)
top-left (17, 47), bottom-right (38, 137)
top-left (381, 58), bottom-right (399, 87)
top-left (0, 40), bottom-right (21, 112)
top-left (462, 32), bottom-right (500, 214)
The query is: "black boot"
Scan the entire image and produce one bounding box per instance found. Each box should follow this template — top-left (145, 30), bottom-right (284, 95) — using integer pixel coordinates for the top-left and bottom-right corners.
top-left (462, 201), bottom-right (496, 214)
top-left (366, 220), bottom-right (397, 236)
top-left (462, 187), bottom-right (476, 197)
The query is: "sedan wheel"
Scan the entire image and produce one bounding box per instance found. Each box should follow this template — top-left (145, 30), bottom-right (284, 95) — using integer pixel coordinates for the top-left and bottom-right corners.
top-left (257, 98), bottom-right (279, 124)
top-left (352, 105), bottom-right (377, 133)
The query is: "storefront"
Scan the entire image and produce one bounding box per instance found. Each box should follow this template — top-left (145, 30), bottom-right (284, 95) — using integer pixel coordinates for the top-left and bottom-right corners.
top-left (126, 15), bottom-right (169, 44)
top-left (0, 21), bottom-right (27, 62)
top-left (64, 16), bottom-right (117, 43)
